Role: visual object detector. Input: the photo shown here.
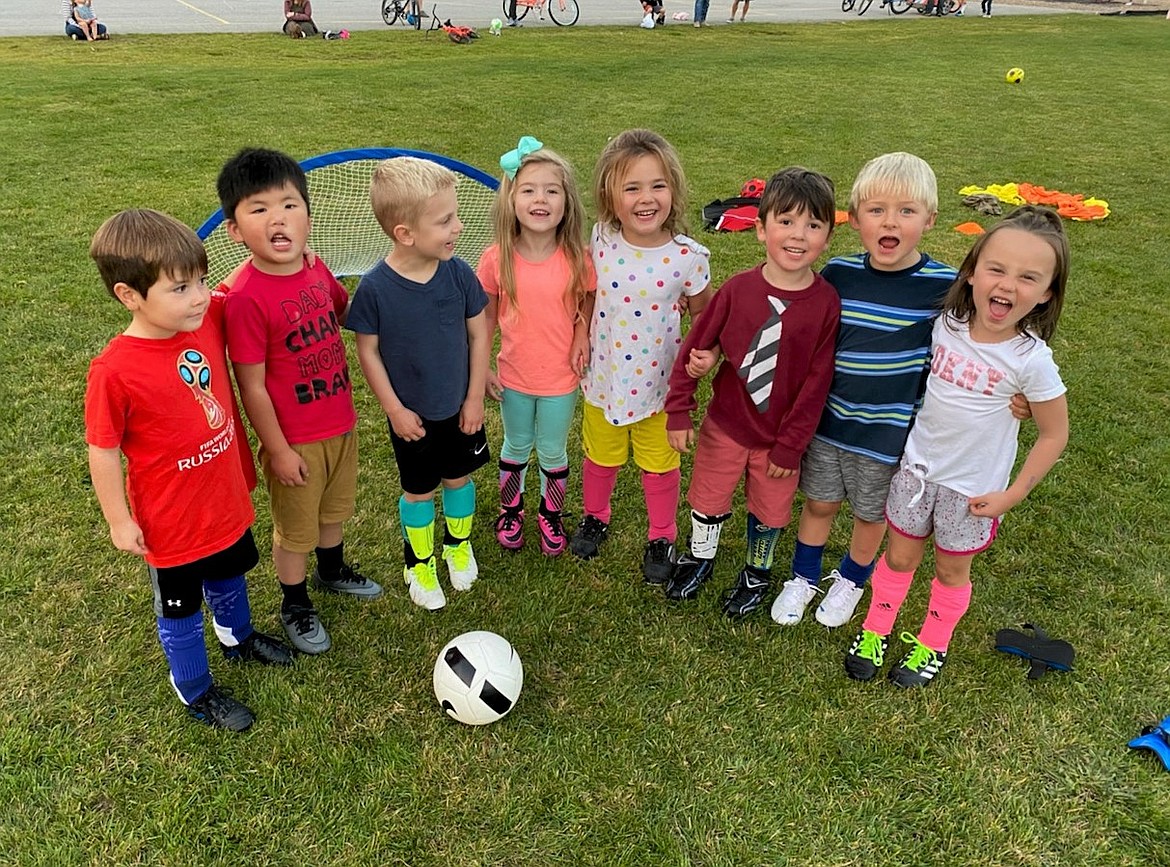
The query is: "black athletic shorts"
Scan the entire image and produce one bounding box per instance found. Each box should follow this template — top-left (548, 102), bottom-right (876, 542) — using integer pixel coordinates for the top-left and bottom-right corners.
top-left (389, 412), bottom-right (490, 495)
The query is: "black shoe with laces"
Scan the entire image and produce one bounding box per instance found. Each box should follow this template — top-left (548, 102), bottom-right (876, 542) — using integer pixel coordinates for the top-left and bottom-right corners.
top-left (642, 538), bottom-right (676, 585)
top-left (186, 684), bottom-right (255, 732)
top-left (221, 630), bottom-right (294, 666)
top-left (313, 562), bottom-right (383, 599)
top-left (721, 566), bottom-right (771, 618)
top-left (665, 554), bottom-right (715, 601)
top-left (570, 515), bottom-right (609, 560)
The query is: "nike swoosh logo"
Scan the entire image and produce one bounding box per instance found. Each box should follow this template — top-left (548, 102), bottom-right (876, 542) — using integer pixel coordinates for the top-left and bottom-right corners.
top-left (744, 576), bottom-right (767, 589)
top-left (473, 443), bottom-right (487, 455)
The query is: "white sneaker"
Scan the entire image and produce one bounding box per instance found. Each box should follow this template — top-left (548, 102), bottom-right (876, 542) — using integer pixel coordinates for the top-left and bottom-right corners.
top-left (814, 570), bottom-right (865, 628)
top-left (443, 540), bottom-right (479, 591)
top-left (405, 559), bottom-right (446, 611)
top-left (640, 12), bottom-right (655, 27)
top-left (770, 578), bottom-right (819, 626)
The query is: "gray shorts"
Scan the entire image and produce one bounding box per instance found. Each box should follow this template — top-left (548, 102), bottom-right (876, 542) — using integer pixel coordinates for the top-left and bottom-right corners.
top-left (884, 465), bottom-right (998, 555)
top-left (798, 438), bottom-right (896, 523)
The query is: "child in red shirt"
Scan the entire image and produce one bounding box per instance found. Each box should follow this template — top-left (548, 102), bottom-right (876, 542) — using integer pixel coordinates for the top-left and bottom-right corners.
top-left (85, 209), bottom-right (293, 733)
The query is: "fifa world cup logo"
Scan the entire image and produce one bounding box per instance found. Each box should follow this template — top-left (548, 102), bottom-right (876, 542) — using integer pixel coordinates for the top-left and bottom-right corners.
top-left (177, 349), bottom-right (227, 430)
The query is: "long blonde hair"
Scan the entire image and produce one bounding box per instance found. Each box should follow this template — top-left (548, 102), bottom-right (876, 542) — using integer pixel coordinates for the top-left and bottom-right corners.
top-left (490, 147), bottom-right (590, 321)
top-left (593, 129), bottom-right (690, 238)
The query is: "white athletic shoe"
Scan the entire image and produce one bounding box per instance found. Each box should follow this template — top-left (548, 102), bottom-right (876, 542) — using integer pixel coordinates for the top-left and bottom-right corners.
top-left (405, 559), bottom-right (446, 611)
top-left (770, 578), bottom-right (819, 626)
top-left (443, 540), bottom-right (479, 591)
top-left (815, 570), bottom-right (866, 628)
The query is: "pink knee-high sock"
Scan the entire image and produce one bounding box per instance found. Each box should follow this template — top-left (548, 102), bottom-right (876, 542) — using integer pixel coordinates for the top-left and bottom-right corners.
top-left (582, 458), bottom-right (619, 523)
top-left (641, 468), bottom-right (680, 543)
top-left (862, 554), bottom-right (916, 636)
top-left (916, 578), bottom-right (972, 653)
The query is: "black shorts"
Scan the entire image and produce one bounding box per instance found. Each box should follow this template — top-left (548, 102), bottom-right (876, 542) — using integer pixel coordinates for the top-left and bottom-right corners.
top-left (149, 529), bottom-right (259, 619)
top-left (389, 412), bottom-right (490, 495)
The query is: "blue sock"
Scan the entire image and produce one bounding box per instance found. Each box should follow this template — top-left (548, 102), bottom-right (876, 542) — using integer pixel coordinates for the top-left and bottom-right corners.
top-left (791, 540), bottom-right (826, 586)
top-left (745, 512), bottom-right (780, 573)
top-left (838, 553), bottom-right (876, 588)
top-left (203, 575), bottom-right (254, 647)
top-left (157, 612), bottom-right (212, 705)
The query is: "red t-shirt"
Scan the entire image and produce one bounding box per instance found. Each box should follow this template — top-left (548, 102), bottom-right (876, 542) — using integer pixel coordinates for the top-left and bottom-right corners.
top-left (224, 259), bottom-right (357, 445)
top-left (85, 297), bottom-right (255, 568)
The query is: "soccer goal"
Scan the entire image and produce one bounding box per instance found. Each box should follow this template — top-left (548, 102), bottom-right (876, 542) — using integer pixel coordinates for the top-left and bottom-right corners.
top-left (197, 148), bottom-right (499, 287)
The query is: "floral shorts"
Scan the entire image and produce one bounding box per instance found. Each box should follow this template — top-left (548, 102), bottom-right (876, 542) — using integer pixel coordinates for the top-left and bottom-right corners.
top-left (884, 464), bottom-right (998, 556)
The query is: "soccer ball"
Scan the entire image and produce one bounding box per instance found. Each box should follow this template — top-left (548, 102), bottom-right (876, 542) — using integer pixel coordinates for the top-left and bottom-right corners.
top-left (489, 17), bottom-right (503, 34)
top-left (1005, 67), bottom-right (1025, 84)
top-left (433, 631), bottom-right (524, 725)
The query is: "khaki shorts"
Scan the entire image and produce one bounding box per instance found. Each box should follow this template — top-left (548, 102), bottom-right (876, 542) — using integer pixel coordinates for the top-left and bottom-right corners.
top-left (262, 431), bottom-right (358, 553)
top-left (581, 401), bottom-right (680, 474)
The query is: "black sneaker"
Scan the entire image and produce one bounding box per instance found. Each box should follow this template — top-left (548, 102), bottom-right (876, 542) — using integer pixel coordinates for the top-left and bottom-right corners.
top-left (721, 566), bottom-right (770, 618)
top-left (844, 629), bottom-right (888, 682)
top-left (313, 562), bottom-right (383, 600)
top-left (642, 538), bottom-right (675, 585)
top-left (664, 554), bottom-right (714, 601)
top-left (888, 632), bottom-right (947, 688)
top-left (221, 630), bottom-right (294, 666)
top-left (570, 515), bottom-right (609, 560)
top-left (186, 684), bottom-right (255, 732)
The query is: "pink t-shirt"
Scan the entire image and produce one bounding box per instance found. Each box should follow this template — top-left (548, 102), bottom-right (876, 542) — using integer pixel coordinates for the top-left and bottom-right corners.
top-left (224, 259), bottom-right (357, 445)
top-left (477, 244), bottom-right (596, 397)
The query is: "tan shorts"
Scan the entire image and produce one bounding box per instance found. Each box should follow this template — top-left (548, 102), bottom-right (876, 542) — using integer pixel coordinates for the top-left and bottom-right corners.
top-left (262, 431), bottom-right (358, 553)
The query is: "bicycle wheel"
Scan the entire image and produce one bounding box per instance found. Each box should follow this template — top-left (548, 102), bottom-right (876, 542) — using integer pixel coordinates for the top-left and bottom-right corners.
top-left (841, 0), bottom-right (855, 11)
top-left (382, 0), bottom-right (399, 25)
top-left (501, 0), bottom-right (532, 20)
top-left (857, 0), bottom-right (874, 14)
top-left (548, 0), bottom-right (579, 25)
top-left (888, 0), bottom-right (912, 11)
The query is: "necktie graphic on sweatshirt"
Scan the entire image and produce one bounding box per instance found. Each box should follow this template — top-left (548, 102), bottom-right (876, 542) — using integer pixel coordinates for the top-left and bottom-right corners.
top-left (738, 296), bottom-right (787, 413)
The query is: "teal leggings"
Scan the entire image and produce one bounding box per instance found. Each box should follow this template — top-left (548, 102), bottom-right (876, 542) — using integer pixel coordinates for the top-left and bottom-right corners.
top-left (499, 387), bottom-right (577, 471)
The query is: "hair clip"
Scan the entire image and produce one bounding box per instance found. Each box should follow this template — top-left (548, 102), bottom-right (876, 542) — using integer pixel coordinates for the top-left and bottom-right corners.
top-left (500, 136), bottom-right (544, 180)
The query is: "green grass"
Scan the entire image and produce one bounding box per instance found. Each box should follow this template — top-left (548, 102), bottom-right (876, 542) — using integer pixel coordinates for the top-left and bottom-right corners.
top-left (3, 17), bottom-right (1170, 866)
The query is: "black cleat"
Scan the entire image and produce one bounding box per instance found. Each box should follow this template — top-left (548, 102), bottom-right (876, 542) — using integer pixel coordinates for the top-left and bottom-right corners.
top-left (664, 555), bottom-right (715, 601)
top-left (186, 684), bottom-right (255, 732)
top-left (720, 566), bottom-right (770, 618)
top-left (570, 515), bottom-right (610, 560)
top-left (642, 538), bottom-right (676, 585)
top-left (221, 630), bottom-right (294, 666)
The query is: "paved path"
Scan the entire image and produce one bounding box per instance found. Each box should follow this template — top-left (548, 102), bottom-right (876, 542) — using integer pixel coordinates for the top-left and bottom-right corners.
top-left (10, 0), bottom-right (1077, 37)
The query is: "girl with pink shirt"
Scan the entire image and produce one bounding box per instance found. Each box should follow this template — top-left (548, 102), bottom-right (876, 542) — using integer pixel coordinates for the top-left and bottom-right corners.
top-left (477, 137), bottom-right (596, 556)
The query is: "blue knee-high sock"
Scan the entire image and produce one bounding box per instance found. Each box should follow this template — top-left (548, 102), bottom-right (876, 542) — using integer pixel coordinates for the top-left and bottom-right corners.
top-left (746, 512), bottom-right (781, 574)
top-left (157, 611), bottom-right (212, 705)
top-left (202, 575), bottom-right (254, 647)
top-left (838, 553), bottom-right (876, 588)
top-left (792, 540), bottom-right (826, 586)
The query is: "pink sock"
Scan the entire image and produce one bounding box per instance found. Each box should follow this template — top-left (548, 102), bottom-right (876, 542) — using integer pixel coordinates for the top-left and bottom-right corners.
top-left (641, 468), bottom-right (680, 542)
top-left (916, 578), bottom-right (972, 653)
top-left (862, 554), bottom-right (915, 636)
top-left (582, 458), bottom-right (619, 524)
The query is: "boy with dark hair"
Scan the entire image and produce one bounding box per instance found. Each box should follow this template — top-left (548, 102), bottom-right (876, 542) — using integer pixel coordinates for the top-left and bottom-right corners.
top-left (663, 167), bottom-right (841, 618)
top-left (218, 147), bottom-right (381, 657)
top-left (348, 156), bottom-right (492, 611)
top-left (85, 208), bottom-right (293, 733)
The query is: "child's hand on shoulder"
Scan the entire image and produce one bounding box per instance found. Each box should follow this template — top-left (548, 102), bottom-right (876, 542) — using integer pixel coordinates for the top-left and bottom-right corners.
top-left (767, 462), bottom-right (796, 479)
top-left (110, 517), bottom-right (148, 557)
top-left (271, 448), bottom-right (310, 486)
top-left (686, 346), bottom-right (720, 379)
top-left (389, 406), bottom-right (426, 441)
top-left (460, 397), bottom-right (484, 435)
top-left (667, 427), bottom-right (694, 454)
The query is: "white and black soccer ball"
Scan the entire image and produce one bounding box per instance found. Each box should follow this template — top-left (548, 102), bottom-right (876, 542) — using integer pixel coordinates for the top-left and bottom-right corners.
top-left (433, 631), bottom-right (524, 725)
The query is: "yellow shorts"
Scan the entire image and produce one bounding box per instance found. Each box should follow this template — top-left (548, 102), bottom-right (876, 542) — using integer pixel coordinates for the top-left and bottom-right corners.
top-left (262, 431), bottom-right (358, 554)
top-left (581, 402), bottom-right (680, 474)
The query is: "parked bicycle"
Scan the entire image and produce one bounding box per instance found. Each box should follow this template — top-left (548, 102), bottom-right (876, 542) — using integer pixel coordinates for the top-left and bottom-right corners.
top-left (841, 0), bottom-right (911, 14)
top-left (382, 0), bottom-right (426, 27)
top-left (502, 0), bottom-right (580, 26)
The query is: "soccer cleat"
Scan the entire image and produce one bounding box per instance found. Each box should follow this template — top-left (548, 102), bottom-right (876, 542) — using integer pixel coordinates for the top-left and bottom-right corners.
top-left (770, 578), bottom-right (819, 626)
top-left (570, 515), bottom-right (609, 560)
top-left (844, 629), bottom-right (888, 681)
top-left (280, 605), bottom-right (331, 655)
top-left (405, 557), bottom-right (446, 611)
top-left (721, 566), bottom-right (771, 618)
top-left (313, 563), bottom-right (383, 600)
top-left (221, 630), bottom-right (294, 666)
top-left (888, 632), bottom-right (947, 688)
top-left (664, 554), bottom-right (715, 601)
top-left (443, 540), bottom-right (479, 591)
top-left (538, 506), bottom-right (569, 557)
top-left (186, 684), bottom-right (255, 732)
top-left (496, 505), bottom-right (525, 550)
top-left (815, 570), bottom-right (866, 628)
top-left (642, 538), bottom-right (676, 585)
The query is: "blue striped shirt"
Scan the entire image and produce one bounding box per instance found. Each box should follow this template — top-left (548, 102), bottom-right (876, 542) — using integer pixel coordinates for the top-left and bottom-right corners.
top-left (815, 253), bottom-right (956, 465)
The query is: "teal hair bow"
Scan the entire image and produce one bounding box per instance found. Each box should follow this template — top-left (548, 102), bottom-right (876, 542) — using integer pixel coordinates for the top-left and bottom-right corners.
top-left (500, 136), bottom-right (544, 180)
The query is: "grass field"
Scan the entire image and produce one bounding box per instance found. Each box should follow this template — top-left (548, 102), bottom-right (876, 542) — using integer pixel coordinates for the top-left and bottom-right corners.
top-left (2, 15), bottom-right (1170, 866)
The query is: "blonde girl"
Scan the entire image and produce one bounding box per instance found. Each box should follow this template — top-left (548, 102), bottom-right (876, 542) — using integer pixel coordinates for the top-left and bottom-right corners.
top-left (570, 129), bottom-right (712, 583)
top-left (846, 205), bottom-right (1070, 688)
top-left (477, 138), bottom-right (595, 556)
